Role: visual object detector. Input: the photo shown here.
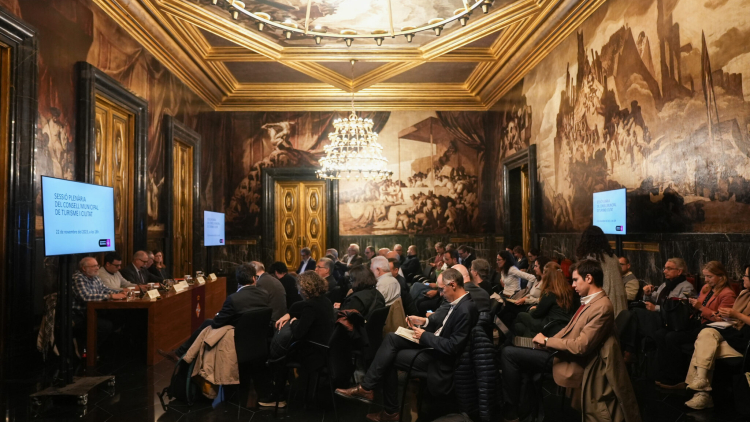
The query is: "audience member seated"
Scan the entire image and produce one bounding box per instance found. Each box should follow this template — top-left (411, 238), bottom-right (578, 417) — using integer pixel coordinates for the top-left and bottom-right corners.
top-left (619, 256), bottom-right (639, 302)
top-left (430, 242), bottom-right (446, 274)
top-left (378, 248), bottom-right (390, 257)
top-left (252, 261), bottom-right (288, 321)
top-left (576, 225), bottom-right (627, 317)
top-left (335, 264), bottom-right (386, 318)
top-left (260, 271), bottom-right (335, 407)
top-left (98, 252), bottom-right (139, 291)
top-left (385, 251), bottom-right (405, 278)
top-left (513, 246), bottom-right (528, 270)
top-left (402, 245), bottom-right (422, 284)
top-left (315, 257), bottom-right (339, 292)
top-left (120, 250), bottom-right (161, 285)
top-left (72, 257), bottom-right (127, 351)
top-left (364, 246), bottom-right (377, 265)
top-left (526, 248), bottom-right (540, 274)
top-left (158, 263), bottom-right (269, 362)
top-left (326, 248), bottom-right (348, 289)
top-left (342, 243), bottom-right (364, 274)
top-left (393, 244), bottom-right (406, 266)
top-left (504, 246), bottom-right (517, 267)
top-left (457, 245), bottom-right (475, 269)
top-left (500, 260), bottom-right (615, 421)
top-left (498, 256), bottom-right (552, 328)
top-left (297, 247), bottom-right (316, 273)
top-left (269, 261), bottom-right (302, 309)
top-left (513, 262), bottom-right (578, 338)
top-left (145, 251), bottom-right (164, 281)
top-left (415, 248), bottom-right (458, 315)
top-left (335, 268), bottom-right (478, 422)
top-left (470, 258), bottom-right (495, 296)
top-left (454, 264), bottom-right (489, 312)
top-left (371, 256), bottom-right (401, 306)
top-left (683, 264), bottom-right (750, 409)
top-left (150, 250), bottom-right (169, 279)
top-left (620, 257), bottom-right (694, 364)
top-left (497, 250), bottom-right (536, 297)
top-left (389, 258), bottom-right (418, 316)
top-left (655, 261), bottom-right (737, 388)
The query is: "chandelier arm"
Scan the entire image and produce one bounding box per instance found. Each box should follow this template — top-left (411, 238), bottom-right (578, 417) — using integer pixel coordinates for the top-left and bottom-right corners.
top-left (387, 0), bottom-right (395, 37)
top-left (304, 0), bottom-right (312, 34)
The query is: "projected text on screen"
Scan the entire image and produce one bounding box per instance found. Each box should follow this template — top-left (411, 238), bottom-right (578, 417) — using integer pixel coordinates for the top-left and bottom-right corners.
top-left (593, 188), bottom-right (627, 235)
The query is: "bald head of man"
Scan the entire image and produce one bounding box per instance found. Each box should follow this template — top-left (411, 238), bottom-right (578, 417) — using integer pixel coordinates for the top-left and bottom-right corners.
top-left (378, 248), bottom-right (390, 257)
top-left (385, 251), bottom-right (399, 260)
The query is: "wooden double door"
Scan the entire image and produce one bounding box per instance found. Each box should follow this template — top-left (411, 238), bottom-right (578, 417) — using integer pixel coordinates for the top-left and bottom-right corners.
top-left (172, 140), bottom-right (194, 278)
top-left (275, 181), bottom-right (327, 271)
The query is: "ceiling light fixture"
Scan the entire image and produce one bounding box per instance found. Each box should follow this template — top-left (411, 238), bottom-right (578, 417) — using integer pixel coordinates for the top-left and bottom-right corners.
top-left (220, 0), bottom-right (493, 47)
top-left (317, 62), bottom-right (393, 182)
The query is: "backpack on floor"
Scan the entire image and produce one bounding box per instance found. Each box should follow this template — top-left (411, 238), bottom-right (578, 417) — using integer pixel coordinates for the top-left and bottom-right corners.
top-left (157, 358), bottom-right (198, 408)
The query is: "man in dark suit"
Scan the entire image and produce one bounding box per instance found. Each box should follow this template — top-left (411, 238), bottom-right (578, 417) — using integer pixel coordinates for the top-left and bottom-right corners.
top-left (253, 261), bottom-right (287, 321)
top-left (343, 243), bottom-right (364, 270)
top-left (388, 258), bottom-right (417, 316)
top-left (336, 268), bottom-right (478, 422)
top-left (457, 245), bottom-right (475, 269)
top-left (297, 247), bottom-right (316, 273)
top-left (120, 250), bottom-right (161, 285)
top-left (159, 263), bottom-right (270, 362)
top-left (269, 261), bottom-right (302, 309)
top-left (401, 245), bottom-right (422, 284)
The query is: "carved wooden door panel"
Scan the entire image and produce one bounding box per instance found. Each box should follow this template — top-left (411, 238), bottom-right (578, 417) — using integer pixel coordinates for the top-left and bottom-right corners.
top-left (94, 95), bottom-right (134, 260)
top-left (274, 181), bottom-right (327, 272)
top-left (172, 140), bottom-right (194, 277)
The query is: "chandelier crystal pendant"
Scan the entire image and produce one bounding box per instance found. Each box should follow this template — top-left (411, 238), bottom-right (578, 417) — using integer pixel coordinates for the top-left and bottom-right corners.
top-left (316, 112), bottom-right (393, 181)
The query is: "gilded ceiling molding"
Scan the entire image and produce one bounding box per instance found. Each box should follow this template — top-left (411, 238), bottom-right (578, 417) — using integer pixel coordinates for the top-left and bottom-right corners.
top-left (204, 47), bottom-right (496, 63)
top-left (93, 0), bottom-right (223, 106)
top-left (352, 62), bottom-right (424, 92)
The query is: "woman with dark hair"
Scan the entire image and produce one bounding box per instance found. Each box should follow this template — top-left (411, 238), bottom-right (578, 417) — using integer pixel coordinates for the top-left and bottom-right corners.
top-left (150, 250), bottom-right (168, 279)
top-left (682, 264), bottom-right (750, 409)
top-left (514, 262), bottom-right (578, 337)
top-left (497, 250), bottom-right (536, 297)
top-left (576, 225), bottom-right (627, 317)
top-left (336, 265), bottom-right (385, 318)
top-left (498, 256), bottom-right (552, 328)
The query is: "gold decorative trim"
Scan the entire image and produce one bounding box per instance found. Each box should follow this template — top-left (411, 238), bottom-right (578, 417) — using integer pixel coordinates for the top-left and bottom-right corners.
top-left (608, 241), bottom-right (660, 253)
top-left (450, 237), bottom-right (486, 243)
top-left (226, 239), bottom-right (258, 245)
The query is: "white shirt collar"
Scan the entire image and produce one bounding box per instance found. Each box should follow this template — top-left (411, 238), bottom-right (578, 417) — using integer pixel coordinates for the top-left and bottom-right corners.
top-left (449, 292), bottom-right (469, 306)
top-left (580, 290), bottom-right (603, 305)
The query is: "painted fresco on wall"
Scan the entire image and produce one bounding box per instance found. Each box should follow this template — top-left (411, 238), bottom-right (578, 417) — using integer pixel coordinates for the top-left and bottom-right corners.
top-left (339, 112), bottom-right (485, 235)
top-left (511, 0), bottom-right (750, 233)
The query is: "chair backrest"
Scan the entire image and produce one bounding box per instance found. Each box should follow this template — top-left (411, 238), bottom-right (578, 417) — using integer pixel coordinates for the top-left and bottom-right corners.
top-left (234, 307), bottom-right (273, 364)
top-left (614, 309), bottom-right (631, 342)
top-left (364, 305), bottom-right (390, 361)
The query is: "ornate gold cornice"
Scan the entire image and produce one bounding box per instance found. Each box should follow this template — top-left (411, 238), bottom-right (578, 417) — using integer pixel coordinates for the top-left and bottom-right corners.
top-left (95, 0), bottom-right (608, 111)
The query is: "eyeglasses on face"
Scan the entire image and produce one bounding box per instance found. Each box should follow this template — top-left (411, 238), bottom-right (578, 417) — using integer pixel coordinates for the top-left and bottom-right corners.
top-left (663, 266), bottom-right (678, 271)
top-left (315, 266), bottom-right (326, 269)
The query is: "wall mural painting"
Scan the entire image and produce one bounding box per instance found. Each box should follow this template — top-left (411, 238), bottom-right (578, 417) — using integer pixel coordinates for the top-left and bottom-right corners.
top-left (512, 0), bottom-right (750, 233)
top-left (14, 0), bottom-right (205, 234)
top-left (338, 112), bottom-right (485, 236)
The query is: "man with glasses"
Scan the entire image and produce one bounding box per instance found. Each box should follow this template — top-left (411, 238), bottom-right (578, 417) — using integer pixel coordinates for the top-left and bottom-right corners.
top-left (336, 269), bottom-right (478, 422)
top-left (315, 257), bottom-right (339, 292)
top-left (72, 257), bottom-right (127, 353)
top-left (159, 263), bottom-right (270, 363)
top-left (620, 257), bottom-right (695, 364)
top-left (120, 250), bottom-right (161, 285)
top-left (98, 252), bottom-right (139, 290)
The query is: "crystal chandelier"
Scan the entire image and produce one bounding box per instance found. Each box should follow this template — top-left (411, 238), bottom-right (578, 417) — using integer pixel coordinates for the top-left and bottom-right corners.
top-left (317, 61), bottom-right (393, 181)
top-left (316, 112), bottom-right (393, 181)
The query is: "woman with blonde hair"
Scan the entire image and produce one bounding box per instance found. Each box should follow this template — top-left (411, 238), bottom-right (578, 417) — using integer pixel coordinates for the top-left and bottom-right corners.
top-left (513, 262), bottom-right (579, 338)
top-left (683, 264), bottom-right (750, 409)
top-left (656, 261), bottom-right (737, 389)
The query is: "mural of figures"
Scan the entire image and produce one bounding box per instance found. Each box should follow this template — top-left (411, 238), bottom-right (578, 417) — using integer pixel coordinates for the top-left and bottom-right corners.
top-left (505, 0), bottom-right (750, 233)
top-left (339, 112), bottom-right (485, 235)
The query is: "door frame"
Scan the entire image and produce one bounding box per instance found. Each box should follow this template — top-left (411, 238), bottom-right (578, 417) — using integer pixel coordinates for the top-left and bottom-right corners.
top-left (163, 115), bottom-right (201, 276)
top-left (261, 167), bottom-right (338, 265)
top-left (0, 7), bottom-right (37, 379)
top-left (75, 61), bottom-right (148, 254)
top-left (502, 144), bottom-right (539, 250)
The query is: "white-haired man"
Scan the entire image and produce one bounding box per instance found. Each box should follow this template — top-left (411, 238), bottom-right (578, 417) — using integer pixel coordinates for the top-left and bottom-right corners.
top-left (72, 257), bottom-right (127, 350)
top-left (370, 256), bottom-right (401, 306)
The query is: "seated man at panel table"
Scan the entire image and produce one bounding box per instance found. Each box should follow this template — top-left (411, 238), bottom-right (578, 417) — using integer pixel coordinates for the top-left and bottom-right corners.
top-left (158, 263), bottom-right (270, 362)
top-left (336, 268), bottom-right (478, 422)
top-left (72, 257), bottom-right (127, 352)
top-left (120, 250), bottom-right (162, 285)
top-left (98, 252), bottom-right (140, 291)
top-left (500, 259), bottom-right (615, 421)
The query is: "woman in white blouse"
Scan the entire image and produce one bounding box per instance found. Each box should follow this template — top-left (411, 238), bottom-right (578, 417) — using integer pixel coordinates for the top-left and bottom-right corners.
top-left (497, 250), bottom-right (537, 297)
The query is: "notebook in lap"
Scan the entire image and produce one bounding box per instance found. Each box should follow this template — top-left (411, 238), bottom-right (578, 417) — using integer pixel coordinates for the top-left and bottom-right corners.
top-left (512, 336), bottom-right (535, 349)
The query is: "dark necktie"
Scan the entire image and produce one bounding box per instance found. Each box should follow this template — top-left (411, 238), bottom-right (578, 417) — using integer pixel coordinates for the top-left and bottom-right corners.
top-left (137, 268), bottom-right (144, 284)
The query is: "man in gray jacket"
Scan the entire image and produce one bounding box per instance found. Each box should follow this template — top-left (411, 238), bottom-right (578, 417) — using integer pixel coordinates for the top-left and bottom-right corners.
top-left (252, 261), bottom-right (287, 321)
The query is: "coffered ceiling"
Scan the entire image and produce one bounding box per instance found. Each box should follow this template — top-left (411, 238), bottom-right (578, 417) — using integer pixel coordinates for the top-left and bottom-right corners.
top-left (95, 0), bottom-right (607, 110)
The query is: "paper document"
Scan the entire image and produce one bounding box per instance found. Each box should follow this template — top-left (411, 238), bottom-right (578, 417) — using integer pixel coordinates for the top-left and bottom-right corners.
top-left (707, 321), bottom-right (733, 329)
top-left (395, 326), bottom-right (420, 344)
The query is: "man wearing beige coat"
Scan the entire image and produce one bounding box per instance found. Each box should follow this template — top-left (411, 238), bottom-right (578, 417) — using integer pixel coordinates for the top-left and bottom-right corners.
top-left (501, 259), bottom-right (616, 421)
